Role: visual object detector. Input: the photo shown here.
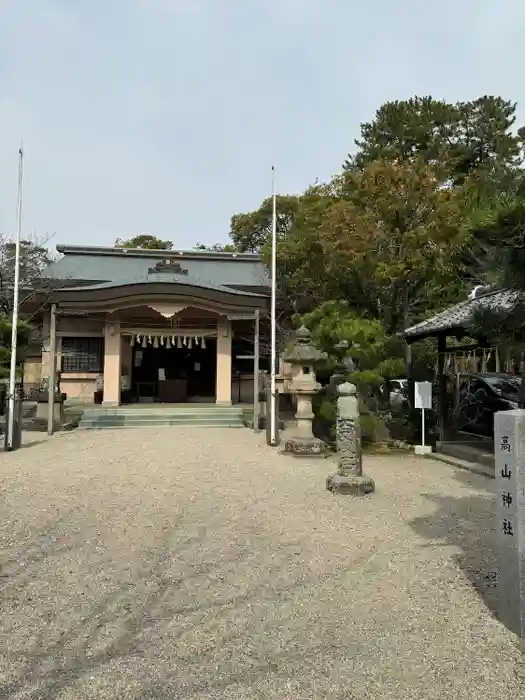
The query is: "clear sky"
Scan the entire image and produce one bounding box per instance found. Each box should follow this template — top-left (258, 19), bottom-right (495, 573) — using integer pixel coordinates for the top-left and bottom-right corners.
top-left (0, 0), bottom-right (524, 250)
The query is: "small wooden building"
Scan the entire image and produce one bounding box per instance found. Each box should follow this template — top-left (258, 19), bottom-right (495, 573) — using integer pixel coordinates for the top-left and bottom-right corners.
top-left (402, 289), bottom-right (519, 438)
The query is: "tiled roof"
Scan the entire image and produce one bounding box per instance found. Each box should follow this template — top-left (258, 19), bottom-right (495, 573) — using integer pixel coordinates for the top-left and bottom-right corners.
top-left (57, 271), bottom-right (266, 297)
top-left (402, 289), bottom-right (518, 341)
top-left (44, 245), bottom-right (269, 289)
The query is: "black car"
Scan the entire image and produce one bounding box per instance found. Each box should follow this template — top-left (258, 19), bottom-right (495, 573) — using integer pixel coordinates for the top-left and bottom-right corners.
top-left (456, 373), bottom-right (521, 437)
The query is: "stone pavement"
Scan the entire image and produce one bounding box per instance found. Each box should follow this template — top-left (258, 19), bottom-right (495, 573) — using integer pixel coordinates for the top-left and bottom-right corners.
top-left (0, 428), bottom-right (524, 699)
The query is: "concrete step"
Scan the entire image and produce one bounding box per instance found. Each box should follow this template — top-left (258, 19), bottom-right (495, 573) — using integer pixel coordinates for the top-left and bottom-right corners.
top-left (79, 407), bottom-right (244, 414)
top-left (80, 412), bottom-right (244, 421)
top-left (428, 452), bottom-right (495, 479)
top-left (435, 441), bottom-right (495, 469)
top-left (79, 414), bottom-right (244, 424)
top-left (78, 420), bottom-right (244, 429)
top-left (76, 405), bottom-right (247, 430)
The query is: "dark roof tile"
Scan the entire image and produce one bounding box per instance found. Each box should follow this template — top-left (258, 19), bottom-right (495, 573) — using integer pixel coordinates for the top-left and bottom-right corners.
top-left (402, 289), bottom-right (517, 341)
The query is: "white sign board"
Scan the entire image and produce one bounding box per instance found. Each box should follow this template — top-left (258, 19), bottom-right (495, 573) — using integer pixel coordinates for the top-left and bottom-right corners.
top-left (414, 381), bottom-right (432, 410)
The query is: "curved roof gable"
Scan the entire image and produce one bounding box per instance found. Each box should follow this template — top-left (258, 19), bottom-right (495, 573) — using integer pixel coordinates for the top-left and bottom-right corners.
top-left (57, 272), bottom-right (266, 298)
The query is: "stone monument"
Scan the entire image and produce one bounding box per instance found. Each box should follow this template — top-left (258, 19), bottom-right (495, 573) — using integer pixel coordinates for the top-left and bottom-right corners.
top-left (283, 325), bottom-right (328, 457)
top-left (494, 408), bottom-right (525, 639)
top-left (326, 382), bottom-right (375, 495)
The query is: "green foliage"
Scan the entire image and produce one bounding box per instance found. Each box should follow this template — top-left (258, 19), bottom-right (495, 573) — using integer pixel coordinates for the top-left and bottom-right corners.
top-left (0, 238), bottom-right (53, 316)
top-left (301, 300), bottom-right (386, 354)
top-left (359, 413), bottom-right (379, 446)
top-left (194, 242), bottom-right (237, 252)
top-left (251, 159), bottom-right (469, 331)
top-left (229, 195), bottom-right (301, 253)
top-left (0, 314), bottom-right (31, 379)
top-left (300, 301), bottom-right (404, 405)
top-left (115, 234), bottom-right (173, 250)
top-left (224, 92), bottom-right (525, 439)
top-left (346, 95), bottom-right (524, 185)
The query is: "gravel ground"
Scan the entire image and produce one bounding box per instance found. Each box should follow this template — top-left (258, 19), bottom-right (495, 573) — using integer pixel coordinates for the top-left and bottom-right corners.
top-left (0, 427), bottom-right (524, 699)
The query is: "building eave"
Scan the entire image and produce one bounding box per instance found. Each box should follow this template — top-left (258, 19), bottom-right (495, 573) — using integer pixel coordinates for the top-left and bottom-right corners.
top-left (49, 281), bottom-right (269, 312)
top-left (402, 289), bottom-right (518, 343)
top-left (55, 244), bottom-right (262, 262)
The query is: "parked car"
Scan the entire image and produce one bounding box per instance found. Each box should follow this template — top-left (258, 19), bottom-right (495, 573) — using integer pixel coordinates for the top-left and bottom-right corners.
top-left (456, 373), bottom-right (521, 437)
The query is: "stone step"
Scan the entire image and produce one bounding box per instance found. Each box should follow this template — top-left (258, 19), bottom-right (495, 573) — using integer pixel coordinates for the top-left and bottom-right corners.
top-left (435, 441), bottom-right (495, 470)
top-left (81, 406), bottom-right (241, 415)
top-left (76, 405), bottom-right (247, 430)
top-left (80, 411), bottom-right (243, 420)
top-left (79, 413), bottom-right (244, 423)
top-left (78, 420), bottom-right (244, 429)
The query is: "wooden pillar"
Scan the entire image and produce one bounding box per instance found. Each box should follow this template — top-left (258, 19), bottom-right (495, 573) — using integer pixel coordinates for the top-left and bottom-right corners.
top-left (253, 309), bottom-right (260, 432)
top-left (216, 321), bottom-right (232, 405)
top-left (437, 333), bottom-right (447, 442)
top-left (47, 304), bottom-right (57, 436)
top-left (102, 321), bottom-right (122, 406)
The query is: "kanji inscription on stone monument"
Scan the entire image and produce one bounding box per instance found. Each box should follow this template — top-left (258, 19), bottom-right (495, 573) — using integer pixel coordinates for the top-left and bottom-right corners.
top-left (494, 409), bottom-right (525, 638)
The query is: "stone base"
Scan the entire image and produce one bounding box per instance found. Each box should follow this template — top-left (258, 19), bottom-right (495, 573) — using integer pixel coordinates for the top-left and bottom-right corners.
top-left (35, 401), bottom-right (65, 423)
top-left (284, 436), bottom-right (327, 457)
top-left (326, 473), bottom-right (375, 496)
top-left (414, 444), bottom-right (432, 455)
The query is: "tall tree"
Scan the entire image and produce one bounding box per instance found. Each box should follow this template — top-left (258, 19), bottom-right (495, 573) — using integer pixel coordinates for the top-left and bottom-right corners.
top-left (0, 314), bottom-right (31, 379)
top-left (267, 160), bottom-right (467, 332)
top-left (0, 234), bottom-right (54, 377)
top-left (229, 195), bottom-right (301, 253)
top-left (345, 95), bottom-right (524, 186)
top-left (344, 159), bottom-right (468, 332)
top-left (0, 235), bottom-right (54, 317)
top-left (115, 234), bottom-right (173, 250)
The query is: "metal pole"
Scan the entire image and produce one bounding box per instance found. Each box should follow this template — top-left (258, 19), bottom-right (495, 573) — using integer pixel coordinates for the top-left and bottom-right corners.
top-left (6, 146), bottom-right (24, 450)
top-left (253, 308), bottom-right (260, 432)
top-left (269, 166), bottom-right (277, 446)
top-left (47, 304), bottom-right (57, 436)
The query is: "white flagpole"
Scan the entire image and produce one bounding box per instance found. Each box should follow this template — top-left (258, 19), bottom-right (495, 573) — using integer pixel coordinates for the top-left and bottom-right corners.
top-left (6, 145), bottom-right (24, 450)
top-left (269, 165), bottom-right (277, 445)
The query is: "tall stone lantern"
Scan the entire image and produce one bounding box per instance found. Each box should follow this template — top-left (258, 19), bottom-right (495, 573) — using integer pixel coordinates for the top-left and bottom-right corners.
top-left (283, 325), bottom-right (328, 457)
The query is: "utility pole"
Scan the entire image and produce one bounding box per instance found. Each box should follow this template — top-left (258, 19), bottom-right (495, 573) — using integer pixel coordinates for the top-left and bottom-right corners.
top-left (6, 145), bottom-right (24, 451)
top-left (269, 166), bottom-right (277, 446)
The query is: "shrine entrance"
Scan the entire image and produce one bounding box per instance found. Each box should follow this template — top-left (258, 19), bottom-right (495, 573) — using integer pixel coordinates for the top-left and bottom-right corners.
top-left (130, 337), bottom-right (217, 403)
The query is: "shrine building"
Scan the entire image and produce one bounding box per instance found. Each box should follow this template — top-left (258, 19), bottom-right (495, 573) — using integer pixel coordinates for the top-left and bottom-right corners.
top-left (23, 245), bottom-right (270, 406)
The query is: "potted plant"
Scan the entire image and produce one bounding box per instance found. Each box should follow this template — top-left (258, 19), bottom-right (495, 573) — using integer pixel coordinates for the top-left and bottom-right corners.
top-left (93, 375), bottom-right (103, 404)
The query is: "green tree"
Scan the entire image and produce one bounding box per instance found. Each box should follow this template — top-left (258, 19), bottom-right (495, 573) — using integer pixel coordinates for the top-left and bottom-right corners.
top-left (229, 195), bottom-right (301, 253)
top-left (301, 300), bottom-right (405, 381)
top-left (194, 242), bottom-right (237, 252)
top-left (0, 314), bottom-right (31, 379)
top-left (115, 234), bottom-right (173, 250)
top-left (0, 237), bottom-right (53, 316)
top-left (267, 160), bottom-right (467, 332)
top-left (300, 301), bottom-right (407, 443)
top-left (467, 192), bottom-right (525, 349)
top-left (345, 95), bottom-right (524, 186)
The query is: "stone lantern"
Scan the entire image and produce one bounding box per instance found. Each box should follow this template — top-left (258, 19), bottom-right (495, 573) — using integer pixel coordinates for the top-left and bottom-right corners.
top-left (282, 325), bottom-right (328, 457)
